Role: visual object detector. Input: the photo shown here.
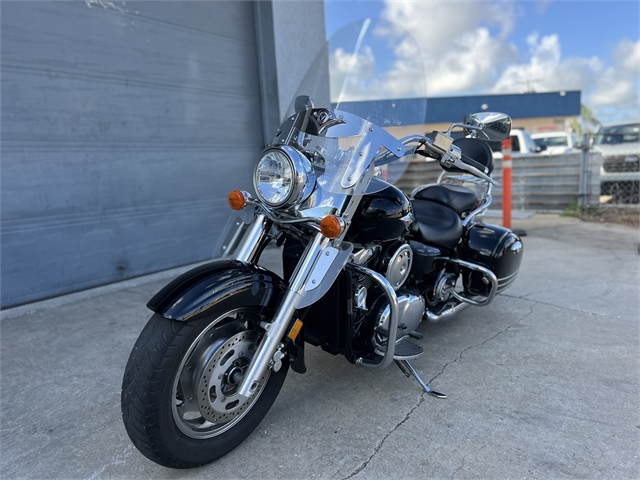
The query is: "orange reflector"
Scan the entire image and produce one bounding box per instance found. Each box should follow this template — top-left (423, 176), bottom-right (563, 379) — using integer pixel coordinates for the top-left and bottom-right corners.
top-left (320, 215), bottom-right (342, 239)
top-left (228, 190), bottom-right (246, 210)
top-left (288, 319), bottom-right (303, 341)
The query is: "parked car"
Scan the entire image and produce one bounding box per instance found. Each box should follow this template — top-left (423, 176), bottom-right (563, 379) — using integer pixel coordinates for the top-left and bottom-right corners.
top-left (488, 128), bottom-right (545, 159)
top-left (531, 131), bottom-right (580, 155)
top-left (593, 121), bottom-right (640, 203)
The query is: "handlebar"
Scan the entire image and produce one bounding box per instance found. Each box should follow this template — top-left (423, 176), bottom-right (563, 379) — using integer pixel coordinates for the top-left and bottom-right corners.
top-left (401, 132), bottom-right (494, 184)
top-left (454, 154), bottom-right (494, 184)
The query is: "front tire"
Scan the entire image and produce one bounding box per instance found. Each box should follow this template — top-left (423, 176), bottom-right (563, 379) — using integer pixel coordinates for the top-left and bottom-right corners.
top-left (121, 306), bottom-right (288, 468)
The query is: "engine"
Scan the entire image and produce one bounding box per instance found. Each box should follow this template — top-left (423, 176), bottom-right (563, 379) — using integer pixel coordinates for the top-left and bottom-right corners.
top-left (351, 241), bottom-right (425, 342)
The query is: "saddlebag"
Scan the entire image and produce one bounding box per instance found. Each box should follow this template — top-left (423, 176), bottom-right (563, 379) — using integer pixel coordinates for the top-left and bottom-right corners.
top-left (461, 223), bottom-right (523, 296)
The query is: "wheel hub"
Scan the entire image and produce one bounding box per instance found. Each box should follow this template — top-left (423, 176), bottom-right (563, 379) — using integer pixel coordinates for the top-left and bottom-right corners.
top-left (196, 330), bottom-right (265, 424)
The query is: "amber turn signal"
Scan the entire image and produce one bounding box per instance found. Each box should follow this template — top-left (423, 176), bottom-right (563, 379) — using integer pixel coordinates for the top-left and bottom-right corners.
top-left (320, 215), bottom-right (343, 239)
top-left (227, 190), bottom-right (247, 210)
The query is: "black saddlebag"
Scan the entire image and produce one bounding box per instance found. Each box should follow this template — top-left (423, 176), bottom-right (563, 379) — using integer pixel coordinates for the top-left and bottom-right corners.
top-left (461, 223), bottom-right (523, 296)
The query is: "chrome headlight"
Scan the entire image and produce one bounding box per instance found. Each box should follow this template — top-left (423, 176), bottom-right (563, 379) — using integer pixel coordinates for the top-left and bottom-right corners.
top-left (253, 146), bottom-right (315, 208)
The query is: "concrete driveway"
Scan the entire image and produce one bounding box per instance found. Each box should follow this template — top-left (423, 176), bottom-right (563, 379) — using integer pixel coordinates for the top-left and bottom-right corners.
top-left (1, 214), bottom-right (638, 479)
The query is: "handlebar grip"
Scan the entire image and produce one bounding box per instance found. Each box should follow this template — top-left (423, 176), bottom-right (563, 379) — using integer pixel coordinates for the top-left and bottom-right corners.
top-left (460, 153), bottom-right (489, 175)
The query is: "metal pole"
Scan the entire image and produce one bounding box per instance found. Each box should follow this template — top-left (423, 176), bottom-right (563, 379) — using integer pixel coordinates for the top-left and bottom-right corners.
top-left (579, 133), bottom-right (590, 209)
top-left (502, 137), bottom-right (513, 229)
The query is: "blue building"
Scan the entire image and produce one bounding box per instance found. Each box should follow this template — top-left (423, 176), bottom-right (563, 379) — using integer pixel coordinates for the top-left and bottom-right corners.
top-left (338, 90), bottom-right (582, 133)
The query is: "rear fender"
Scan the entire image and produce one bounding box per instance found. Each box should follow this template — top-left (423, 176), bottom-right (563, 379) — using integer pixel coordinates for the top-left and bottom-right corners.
top-left (147, 260), bottom-right (285, 322)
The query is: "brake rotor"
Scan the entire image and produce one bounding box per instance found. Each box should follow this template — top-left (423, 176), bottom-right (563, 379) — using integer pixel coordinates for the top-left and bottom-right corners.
top-left (196, 330), bottom-right (267, 424)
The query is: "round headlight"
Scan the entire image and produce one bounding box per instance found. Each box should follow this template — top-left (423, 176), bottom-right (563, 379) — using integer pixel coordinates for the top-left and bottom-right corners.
top-left (253, 146), bottom-right (315, 208)
top-left (254, 149), bottom-right (294, 206)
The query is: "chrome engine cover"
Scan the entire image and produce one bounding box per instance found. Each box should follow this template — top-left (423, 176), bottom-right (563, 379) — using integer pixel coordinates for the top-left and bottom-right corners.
top-left (377, 294), bottom-right (425, 336)
top-left (385, 244), bottom-right (413, 291)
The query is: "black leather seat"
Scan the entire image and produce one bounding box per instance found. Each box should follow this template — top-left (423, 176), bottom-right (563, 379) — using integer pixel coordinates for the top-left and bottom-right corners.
top-left (413, 183), bottom-right (479, 216)
top-left (410, 199), bottom-right (463, 250)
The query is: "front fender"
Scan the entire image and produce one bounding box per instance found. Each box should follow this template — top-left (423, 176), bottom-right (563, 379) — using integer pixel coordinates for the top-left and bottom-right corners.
top-left (147, 260), bottom-right (285, 322)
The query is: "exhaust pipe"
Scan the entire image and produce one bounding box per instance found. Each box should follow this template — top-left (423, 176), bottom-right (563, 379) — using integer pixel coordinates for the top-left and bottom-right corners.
top-left (425, 300), bottom-right (470, 323)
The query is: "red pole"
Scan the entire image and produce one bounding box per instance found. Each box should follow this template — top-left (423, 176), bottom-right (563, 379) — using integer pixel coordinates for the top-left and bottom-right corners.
top-left (501, 137), bottom-right (512, 229)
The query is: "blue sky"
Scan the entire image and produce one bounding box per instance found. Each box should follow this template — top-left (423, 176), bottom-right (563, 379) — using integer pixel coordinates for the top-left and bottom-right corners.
top-left (324, 0), bottom-right (640, 123)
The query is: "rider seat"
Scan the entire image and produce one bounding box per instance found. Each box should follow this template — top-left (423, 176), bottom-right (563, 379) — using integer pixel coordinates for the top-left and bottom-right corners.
top-left (410, 199), bottom-right (463, 250)
top-left (412, 138), bottom-right (494, 217)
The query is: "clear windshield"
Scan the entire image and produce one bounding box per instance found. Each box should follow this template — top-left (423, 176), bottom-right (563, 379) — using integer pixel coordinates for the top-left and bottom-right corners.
top-left (285, 18), bottom-right (427, 195)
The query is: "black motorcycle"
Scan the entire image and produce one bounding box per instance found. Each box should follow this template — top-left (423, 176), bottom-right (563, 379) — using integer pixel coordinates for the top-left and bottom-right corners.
top-left (121, 19), bottom-right (523, 468)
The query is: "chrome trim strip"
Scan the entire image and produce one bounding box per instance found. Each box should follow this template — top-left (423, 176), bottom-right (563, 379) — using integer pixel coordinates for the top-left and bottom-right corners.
top-left (399, 211), bottom-right (415, 229)
top-left (498, 270), bottom-right (519, 283)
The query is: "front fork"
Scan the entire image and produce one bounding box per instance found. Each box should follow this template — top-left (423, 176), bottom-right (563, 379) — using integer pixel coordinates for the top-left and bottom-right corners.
top-left (234, 213), bottom-right (271, 264)
top-left (234, 216), bottom-right (329, 399)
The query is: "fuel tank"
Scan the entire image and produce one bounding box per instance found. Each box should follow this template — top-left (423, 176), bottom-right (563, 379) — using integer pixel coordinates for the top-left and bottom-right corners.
top-left (345, 179), bottom-right (412, 244)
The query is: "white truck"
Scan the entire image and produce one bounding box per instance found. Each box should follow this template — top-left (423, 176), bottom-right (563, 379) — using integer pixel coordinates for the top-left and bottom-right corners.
top-left (488, 128), bottom-right (544, 159)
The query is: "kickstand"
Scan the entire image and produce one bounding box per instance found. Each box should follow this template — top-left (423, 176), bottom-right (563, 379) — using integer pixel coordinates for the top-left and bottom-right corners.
top-left (394, 360), bottom-right (447, 399)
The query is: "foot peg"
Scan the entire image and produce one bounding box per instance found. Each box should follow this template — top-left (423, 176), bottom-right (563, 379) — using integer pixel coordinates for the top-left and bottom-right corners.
top-left (394, 360), bottom-right (447, 399)
top-left (393, 340), bottom-right (423, 360)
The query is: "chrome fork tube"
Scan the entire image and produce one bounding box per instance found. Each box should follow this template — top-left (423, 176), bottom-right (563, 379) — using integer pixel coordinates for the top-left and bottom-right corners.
top-left (237, 233), bottom-right (329, 399)
top-left (234, 213), bottom-right (270, 264)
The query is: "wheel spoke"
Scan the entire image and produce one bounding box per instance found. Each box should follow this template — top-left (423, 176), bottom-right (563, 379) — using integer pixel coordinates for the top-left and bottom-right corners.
top-left (170, 309), bottom-right (271, 439)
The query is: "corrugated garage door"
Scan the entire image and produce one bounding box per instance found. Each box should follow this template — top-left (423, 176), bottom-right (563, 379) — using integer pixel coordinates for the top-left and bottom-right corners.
top-left (1, 1), bottom-right (263, 307)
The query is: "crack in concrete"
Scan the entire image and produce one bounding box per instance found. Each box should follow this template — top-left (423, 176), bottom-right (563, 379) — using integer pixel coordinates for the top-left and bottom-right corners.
top-left (343, 304), bottom-right (537, 479)
top-left (451, 453), bottom-right (468, 478)
top-left (499, 292), bottom-right (626, 320)
top-left (507, 279), bottom-right (595, 299)
top-left (429, 302), bottom-right (537, 386)
top-left (343, 392), bottom-right (428, 479)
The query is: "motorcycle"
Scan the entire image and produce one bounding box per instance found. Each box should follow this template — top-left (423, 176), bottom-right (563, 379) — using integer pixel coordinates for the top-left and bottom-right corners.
top-left (121, 19), bottom-right (523, 468)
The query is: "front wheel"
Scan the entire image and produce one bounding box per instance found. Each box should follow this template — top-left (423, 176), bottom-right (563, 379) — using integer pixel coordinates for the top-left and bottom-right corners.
top-left (121, 306), bottom-right (289, 468)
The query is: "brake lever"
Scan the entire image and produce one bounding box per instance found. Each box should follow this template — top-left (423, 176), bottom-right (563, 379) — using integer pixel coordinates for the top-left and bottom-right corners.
top-left (451, 156), bottom-right (495, 184)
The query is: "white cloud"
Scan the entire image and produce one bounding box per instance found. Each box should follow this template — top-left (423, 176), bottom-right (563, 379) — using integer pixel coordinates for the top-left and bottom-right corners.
top-left (535, 0), bottom-right (554, 15)
top-left (329, 45), bottom-right (378, 102)
top-left (491, 33), bottom-right (599, 93)
top-left (329, 0), bottom-right (639, 123)
top-left (379, 0), bottom-right (519, 96)
top-left (492, 34), bottom-right (639, 121)
top-left (329, 28), bottom-right (427, 102)
top-left (589, 39), bottom-right (639, 120)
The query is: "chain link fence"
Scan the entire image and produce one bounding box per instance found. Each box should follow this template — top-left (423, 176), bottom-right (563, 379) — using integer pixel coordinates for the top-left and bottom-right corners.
top-left (397, 150), bottom-right (602, 213)
top-left (396, 132), bottom-right (639, 214)
top-left (588, 129), bottom-right (640, 206)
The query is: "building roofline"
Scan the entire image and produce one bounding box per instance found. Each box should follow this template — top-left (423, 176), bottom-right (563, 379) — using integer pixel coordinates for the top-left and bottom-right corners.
top-left (336, 90), bottom-right (582, 125)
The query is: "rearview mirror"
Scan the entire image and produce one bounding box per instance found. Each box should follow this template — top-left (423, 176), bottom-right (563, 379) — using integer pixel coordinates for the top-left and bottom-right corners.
top-left (467, 112), bottom-right (512, 141)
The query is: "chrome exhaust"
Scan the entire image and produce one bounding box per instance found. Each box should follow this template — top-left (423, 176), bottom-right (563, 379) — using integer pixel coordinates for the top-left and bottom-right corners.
top-left (424, 300), bottom-right (469, 323)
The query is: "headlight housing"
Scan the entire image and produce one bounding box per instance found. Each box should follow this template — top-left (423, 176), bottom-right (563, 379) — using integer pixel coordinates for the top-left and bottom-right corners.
top-left (253, 146), bottom-right (315, 208)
